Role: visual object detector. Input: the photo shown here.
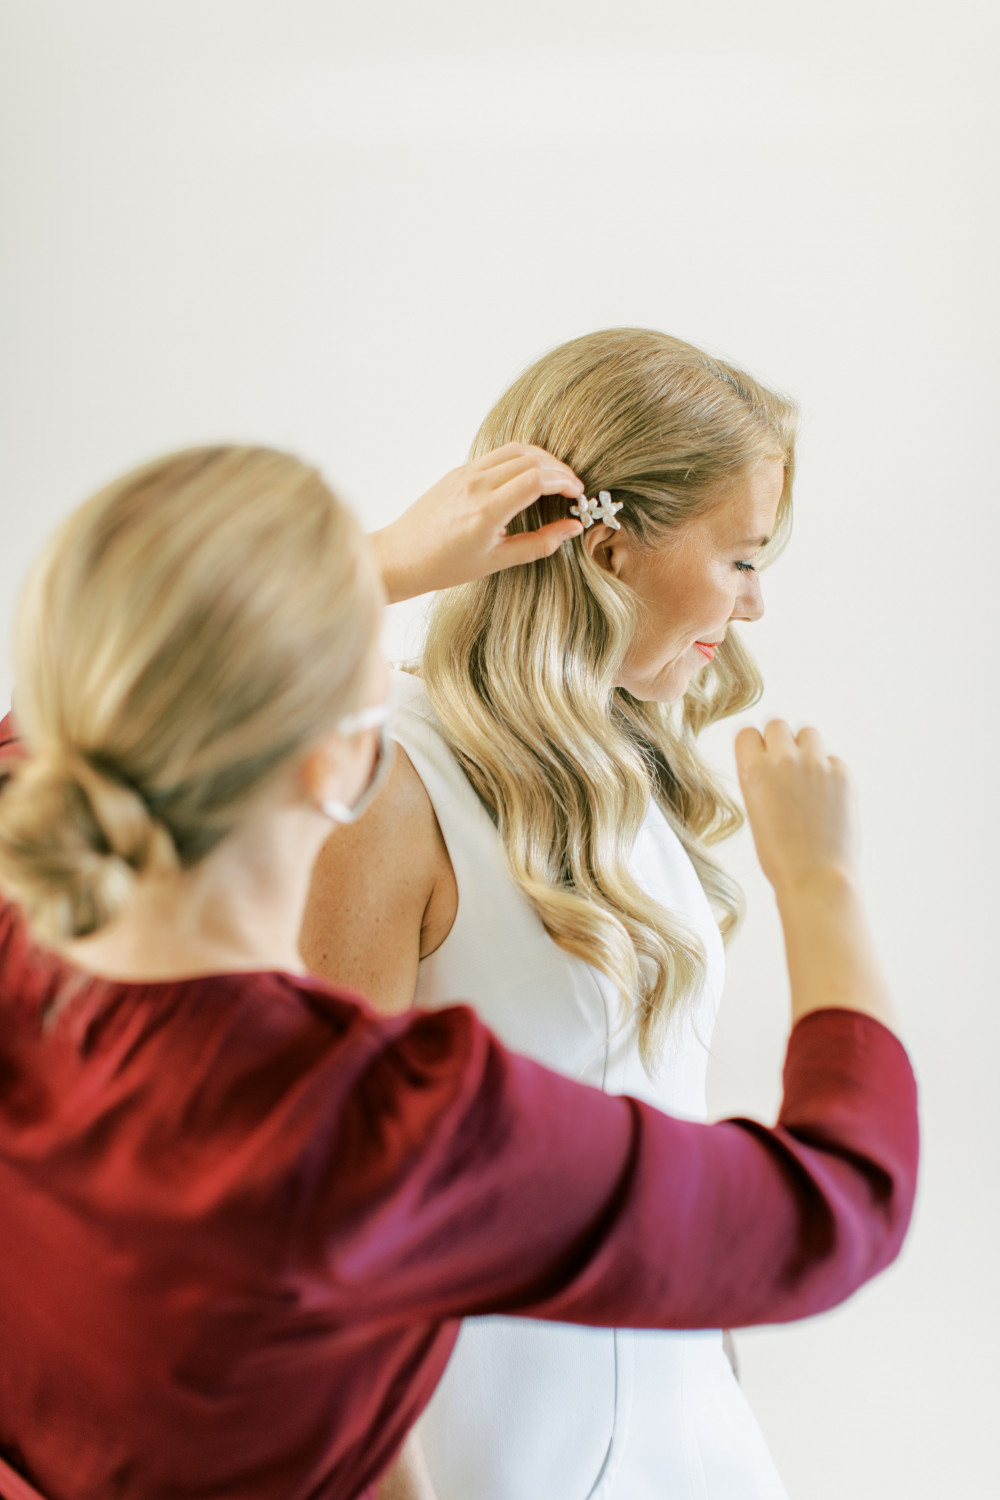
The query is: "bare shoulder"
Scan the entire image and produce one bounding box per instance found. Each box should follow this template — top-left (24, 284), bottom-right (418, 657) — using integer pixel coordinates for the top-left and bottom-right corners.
top-left (383, 744), bottom-right (458, 953)
top-left (300, 745), bottom-right (457, 1012)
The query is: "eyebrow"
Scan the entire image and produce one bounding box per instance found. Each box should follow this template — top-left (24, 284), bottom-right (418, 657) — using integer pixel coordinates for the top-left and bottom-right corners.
top-left (739, 536), bottom-right (771, 548)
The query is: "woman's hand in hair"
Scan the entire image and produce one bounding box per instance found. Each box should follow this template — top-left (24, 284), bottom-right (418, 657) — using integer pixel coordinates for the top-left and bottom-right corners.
top-left (370, 443), bottom-right (586, 603)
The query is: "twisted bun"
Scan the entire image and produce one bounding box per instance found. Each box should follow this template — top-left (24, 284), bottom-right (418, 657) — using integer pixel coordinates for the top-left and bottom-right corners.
top-left (0, 747), bottom-right (176, 944)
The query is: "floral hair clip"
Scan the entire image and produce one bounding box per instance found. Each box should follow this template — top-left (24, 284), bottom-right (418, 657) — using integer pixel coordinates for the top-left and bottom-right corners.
top-left (569, 491), bottom-right (623, 530)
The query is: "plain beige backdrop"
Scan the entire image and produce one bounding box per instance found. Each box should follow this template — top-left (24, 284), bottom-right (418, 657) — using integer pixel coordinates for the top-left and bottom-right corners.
top-left (1, 2), bottom-right (998, 1496)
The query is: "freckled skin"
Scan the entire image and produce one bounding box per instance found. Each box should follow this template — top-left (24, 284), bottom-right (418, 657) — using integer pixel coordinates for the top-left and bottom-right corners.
top-left (586, 460), bottom-right (786, 705)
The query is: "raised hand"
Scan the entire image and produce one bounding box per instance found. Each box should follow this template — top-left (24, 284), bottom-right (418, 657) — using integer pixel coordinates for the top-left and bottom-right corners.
top-left (734, 720), bottom-right (860, 897)
top-left (734, 720), bottom-right (896, 1029)
top-left (370, 443), bottom-right (586, 603)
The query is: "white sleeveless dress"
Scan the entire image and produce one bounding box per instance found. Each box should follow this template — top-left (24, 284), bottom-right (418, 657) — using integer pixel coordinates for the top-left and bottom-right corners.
top-left (391, 670), bottom-right (790, 1500)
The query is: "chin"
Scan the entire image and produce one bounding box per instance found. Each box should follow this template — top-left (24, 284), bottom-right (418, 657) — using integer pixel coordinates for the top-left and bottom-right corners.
top-left (618, 669), bottom-right (693, 706)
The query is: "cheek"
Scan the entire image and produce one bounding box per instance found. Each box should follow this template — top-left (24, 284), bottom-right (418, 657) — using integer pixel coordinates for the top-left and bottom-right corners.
top-left (628, 604), bottom-right (699, 682)
top-left (707, 573), bottom-right (740, 621)
top-left (638, 595), bottom-right (691, 658)
top-left (670, 573), bottom-right (730, 639)
top-left (625, 550), bottom-right (730, 667)
top-left (693, 569), bottom-right (737, 623)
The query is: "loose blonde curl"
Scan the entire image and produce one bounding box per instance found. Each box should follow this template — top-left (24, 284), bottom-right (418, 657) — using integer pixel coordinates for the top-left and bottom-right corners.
top-left (0, 446), bottom-right (380, 946)
top-left (421, 328), bottom-right (797, 1072)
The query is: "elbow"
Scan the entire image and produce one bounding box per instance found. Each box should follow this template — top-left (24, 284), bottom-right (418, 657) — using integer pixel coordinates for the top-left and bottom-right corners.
top-left (852, 1145), bottom-right (920, 1283)
top-left (774, 1137), bottom-right (920, 1321)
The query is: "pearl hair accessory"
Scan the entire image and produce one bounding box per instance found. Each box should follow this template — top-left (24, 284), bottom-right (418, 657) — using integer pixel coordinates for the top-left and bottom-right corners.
top-left (570, 491), bottom-right (623, 530)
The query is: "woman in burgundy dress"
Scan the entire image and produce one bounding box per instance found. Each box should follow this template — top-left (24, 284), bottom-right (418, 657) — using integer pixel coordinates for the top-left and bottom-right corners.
top-left (0, 443), bottom-right (917, 1500)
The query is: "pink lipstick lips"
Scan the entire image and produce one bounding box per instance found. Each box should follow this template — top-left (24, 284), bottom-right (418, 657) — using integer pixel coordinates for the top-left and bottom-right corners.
top-left (694, 640), bottom-right (719, 660)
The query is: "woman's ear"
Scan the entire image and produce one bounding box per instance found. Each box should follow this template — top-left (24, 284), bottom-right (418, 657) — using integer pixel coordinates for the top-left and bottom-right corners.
top-left (584, 522), bottom-right (630, 578)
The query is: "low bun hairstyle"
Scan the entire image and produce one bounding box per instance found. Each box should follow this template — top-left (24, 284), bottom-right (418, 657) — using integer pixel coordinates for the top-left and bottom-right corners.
top-left (0, 446), bottom-right (380, 945)
top-left (0, 748), bottom-right (176, 944)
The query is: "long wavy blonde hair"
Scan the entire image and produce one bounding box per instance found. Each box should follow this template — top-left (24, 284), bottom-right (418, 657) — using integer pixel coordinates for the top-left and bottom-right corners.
top-left (421, 328), bottom-right (797, 1071)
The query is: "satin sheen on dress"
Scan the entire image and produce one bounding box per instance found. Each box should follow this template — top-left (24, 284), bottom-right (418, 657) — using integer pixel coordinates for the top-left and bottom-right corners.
top-left (391, 670), bottom-right (791, 1500)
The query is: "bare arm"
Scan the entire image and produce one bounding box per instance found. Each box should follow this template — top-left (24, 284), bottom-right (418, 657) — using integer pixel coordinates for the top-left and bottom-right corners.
top-left (300, 748), bottom-right (452, 1499)
top-left (299, 744), bottom-right (456, 1012)
top-left (735, 720), bottom-right (899, 1035)
top-left (375, 1432), bottom-right (440, 1500)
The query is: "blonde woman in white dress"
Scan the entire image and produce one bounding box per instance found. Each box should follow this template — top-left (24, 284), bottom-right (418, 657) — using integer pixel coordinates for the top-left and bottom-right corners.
top-left (302, 327), bottom-right (799, 1499)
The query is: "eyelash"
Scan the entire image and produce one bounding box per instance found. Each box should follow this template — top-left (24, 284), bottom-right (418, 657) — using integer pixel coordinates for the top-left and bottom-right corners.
top-left (734, 561), bottom-right (757, 573)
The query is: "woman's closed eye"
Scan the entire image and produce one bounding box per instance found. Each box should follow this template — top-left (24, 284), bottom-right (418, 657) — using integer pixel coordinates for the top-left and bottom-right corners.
top-left (734, 560), bottom-right (757, 573)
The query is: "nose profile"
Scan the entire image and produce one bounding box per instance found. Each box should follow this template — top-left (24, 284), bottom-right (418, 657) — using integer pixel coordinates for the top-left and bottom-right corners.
top-left (734, 574), bottom-right (765, 623)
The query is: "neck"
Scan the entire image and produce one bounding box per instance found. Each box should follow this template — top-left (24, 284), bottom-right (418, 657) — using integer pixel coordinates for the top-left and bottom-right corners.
top-left (65, 803), bottom-right (330, 984)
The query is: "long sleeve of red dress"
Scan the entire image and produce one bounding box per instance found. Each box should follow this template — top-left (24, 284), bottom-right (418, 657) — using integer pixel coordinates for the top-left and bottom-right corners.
top-left (317, 997), bottom-right (917, 1334)
top-left (0, 696), bottom-right (919, 1500)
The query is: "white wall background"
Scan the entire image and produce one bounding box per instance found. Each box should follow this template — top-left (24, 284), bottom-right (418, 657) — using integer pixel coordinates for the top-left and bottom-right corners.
top-left (2, 2), bottom-right (998, 1495)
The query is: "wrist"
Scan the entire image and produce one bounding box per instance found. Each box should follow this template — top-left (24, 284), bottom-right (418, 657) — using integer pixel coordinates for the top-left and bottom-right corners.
top-left (773, 864), bottom-right (863, 917)
top-left (368, 526), bottom-right (410, 606)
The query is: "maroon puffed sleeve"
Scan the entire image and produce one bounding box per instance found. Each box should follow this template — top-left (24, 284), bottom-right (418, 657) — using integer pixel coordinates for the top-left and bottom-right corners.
top-left (312, 1002), bottom-right (918, 1332)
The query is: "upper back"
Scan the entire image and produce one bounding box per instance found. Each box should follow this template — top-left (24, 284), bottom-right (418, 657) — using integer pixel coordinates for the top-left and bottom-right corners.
top-left (0, 900), bottom-right (450, 1499)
